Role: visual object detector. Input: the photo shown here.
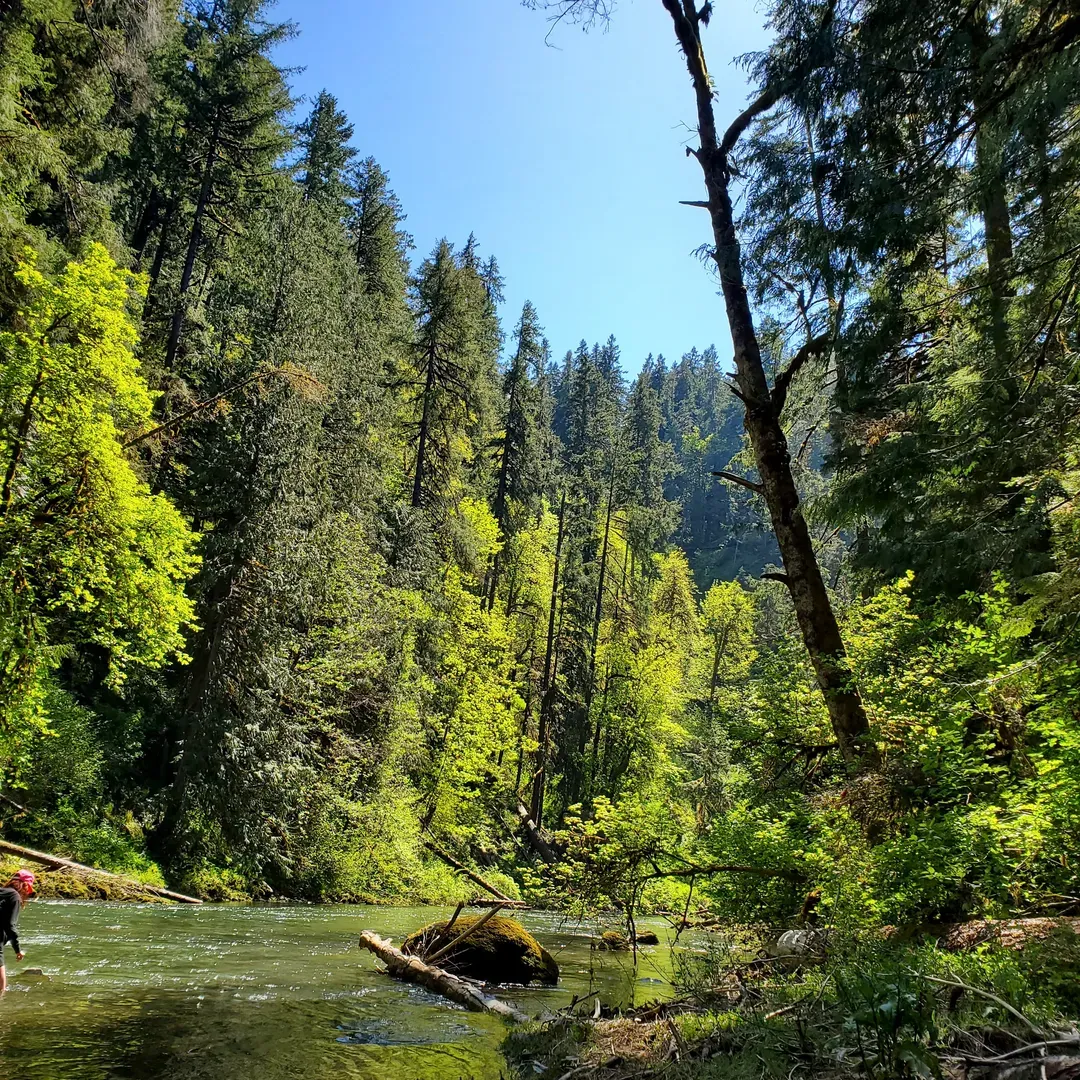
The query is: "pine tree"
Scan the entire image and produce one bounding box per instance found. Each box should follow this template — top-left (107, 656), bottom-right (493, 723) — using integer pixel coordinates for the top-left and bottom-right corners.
top-left (296, 90), bottom-right (355, 206)
top-left (141, 0), bottom-right (294, 371)
top-left (406, 239), bottom-right (500, 509)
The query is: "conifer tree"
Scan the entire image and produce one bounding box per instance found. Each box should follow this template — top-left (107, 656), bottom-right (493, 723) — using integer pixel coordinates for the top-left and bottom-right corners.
top-left (296, 90), bottom-right (355, 206)
top-left (407, 239), bottom-right (500, 509)
top-left (143, 0), bottom-right (294, 370)
top-left (486, 301), bottom-right (547, 606)
top-left (347, 158), bottom-right (411, 309)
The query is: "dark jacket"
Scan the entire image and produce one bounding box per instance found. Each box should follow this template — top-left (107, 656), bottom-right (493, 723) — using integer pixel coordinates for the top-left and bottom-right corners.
top-left (0, 886), bottom-right (21, 956)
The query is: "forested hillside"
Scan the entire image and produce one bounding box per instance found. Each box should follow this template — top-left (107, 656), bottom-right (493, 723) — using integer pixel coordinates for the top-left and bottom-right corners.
top-left (1, 0), bottom-right (1077, 970)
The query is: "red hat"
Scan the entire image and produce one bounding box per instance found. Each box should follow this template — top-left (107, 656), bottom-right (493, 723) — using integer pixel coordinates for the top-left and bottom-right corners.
top-left (14, 869), bottom-right (35, 894)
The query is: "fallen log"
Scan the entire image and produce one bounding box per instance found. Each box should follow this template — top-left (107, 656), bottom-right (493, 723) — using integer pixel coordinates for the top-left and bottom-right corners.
top-left (515, 799), bottom-right (557, 863)
top-left (0, 839), bottom-right (202, 904)
top-left (403, 914), bottom-right (559, 985)
top-left (422, 840), bottom-right (514, 902)
top-left (425, 903), bottom-right (505, 965)
top-left (357, 931), bottom-right (529, 1022)
top-left (934, 917), bottom-right (1080, 952)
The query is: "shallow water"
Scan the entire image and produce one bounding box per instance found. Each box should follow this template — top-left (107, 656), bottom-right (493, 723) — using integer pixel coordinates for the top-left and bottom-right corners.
top-left (0, 903), bottom-right (676, 1079)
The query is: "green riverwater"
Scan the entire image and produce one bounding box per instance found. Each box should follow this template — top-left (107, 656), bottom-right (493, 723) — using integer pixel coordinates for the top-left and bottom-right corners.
top-left (0, 902), bottom-right (676, 1080)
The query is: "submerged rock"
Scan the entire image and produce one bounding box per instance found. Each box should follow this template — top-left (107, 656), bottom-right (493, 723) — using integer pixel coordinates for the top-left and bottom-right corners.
top-left (402, 915), bottom-right (559, 985)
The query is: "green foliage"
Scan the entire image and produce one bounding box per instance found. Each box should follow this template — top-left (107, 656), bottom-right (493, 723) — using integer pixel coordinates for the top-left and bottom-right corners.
top-left (0, 244), bottom-right (198, 768)
top-left (1, 0), bottom-right (1077, 933)
top-left (526, 795), bottom-right (692, 914)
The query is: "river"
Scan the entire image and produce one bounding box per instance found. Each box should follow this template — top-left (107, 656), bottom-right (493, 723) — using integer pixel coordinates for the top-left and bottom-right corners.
top-left (0, 902), bottom-right (677, 1079)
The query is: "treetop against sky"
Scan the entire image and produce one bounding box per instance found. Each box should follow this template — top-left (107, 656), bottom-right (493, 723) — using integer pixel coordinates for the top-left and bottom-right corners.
top-left (271, 0), bottom-right (770, 370)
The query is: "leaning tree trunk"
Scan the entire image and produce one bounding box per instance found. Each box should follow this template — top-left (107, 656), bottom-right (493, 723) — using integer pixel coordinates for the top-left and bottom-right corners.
top-left (411, 345), bottom-right (438, 507)
top-left (531, 490), bottom-right (566, 826)
top-left (659, 0), bottom-right (871, 767)
top-left (165, 108), bottom-right (223, 370)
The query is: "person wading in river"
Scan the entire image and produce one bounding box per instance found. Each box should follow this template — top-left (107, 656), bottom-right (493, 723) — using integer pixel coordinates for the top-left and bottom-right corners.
top-left (0, 870), bottom-right (35, 993)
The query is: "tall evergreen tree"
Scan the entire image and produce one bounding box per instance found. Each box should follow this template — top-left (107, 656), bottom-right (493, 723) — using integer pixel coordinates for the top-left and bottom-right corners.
top-left (138, 0), bottom-right (294, 371)
top-left (295, 90), bottom-right (355, 205)
top-left (485, 301), bottom-right (547, 606)
top-left (406, 239), bottom-right (500, 510)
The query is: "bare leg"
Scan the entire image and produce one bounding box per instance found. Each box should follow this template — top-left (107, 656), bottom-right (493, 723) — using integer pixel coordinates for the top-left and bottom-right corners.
top-left (0, 964), bottom-right (6, 994)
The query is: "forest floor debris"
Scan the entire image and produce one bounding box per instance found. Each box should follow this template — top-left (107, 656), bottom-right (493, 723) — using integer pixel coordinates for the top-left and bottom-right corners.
top-left (504, 929), bottom-right (1080, 1080)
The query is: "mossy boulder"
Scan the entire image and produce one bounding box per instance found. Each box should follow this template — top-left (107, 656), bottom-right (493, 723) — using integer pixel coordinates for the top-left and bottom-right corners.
top-left (632, 930), bottom-right (660, 945)
top-left (595, 930), bottom-right (630, 951)
top-left (402, 915), bottom-right (559, 985)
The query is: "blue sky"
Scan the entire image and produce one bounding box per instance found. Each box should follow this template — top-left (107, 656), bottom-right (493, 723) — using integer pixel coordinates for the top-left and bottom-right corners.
top-left (271, 0), bottom-right (771, 372)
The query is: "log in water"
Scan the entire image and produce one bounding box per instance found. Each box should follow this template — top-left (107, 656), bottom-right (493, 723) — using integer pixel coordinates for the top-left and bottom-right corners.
top-left (356, 930), bottom-right (529, 1022)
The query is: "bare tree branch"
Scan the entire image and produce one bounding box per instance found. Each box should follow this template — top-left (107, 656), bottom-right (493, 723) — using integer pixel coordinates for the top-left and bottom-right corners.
top-left (712, 470), bottom-right (764, 495)
top-left (772, 333), bottom-right (830, 416)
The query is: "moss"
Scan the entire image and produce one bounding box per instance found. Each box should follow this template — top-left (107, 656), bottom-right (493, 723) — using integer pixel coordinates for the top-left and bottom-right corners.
top-left (0, 857), bottom-right (168, 902)
top-left (402, 914), bottom-right (559, 985)
top-left (33, 869), bottom-right (168, 903)
top-left (596, 930), bottom-right (630, 951)
top-left (178, 864), bottom-right (251, 902)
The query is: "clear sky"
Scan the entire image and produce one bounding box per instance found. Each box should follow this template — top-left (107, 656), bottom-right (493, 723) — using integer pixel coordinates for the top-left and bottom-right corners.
top-left (270, 0), bottom-right (772, 371)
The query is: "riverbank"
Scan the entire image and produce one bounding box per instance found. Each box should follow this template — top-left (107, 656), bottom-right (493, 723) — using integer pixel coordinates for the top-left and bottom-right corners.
top-left (503, 925), bottom-right (1080, 1080)
top-left (0, 855), bottom-right (170, 903)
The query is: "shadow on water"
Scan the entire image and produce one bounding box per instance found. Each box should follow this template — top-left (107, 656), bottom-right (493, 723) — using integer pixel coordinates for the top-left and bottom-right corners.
top-left (2, 985), bottom-right (509, 1080)
top-left (0, 903), bottom-right (675, 1080)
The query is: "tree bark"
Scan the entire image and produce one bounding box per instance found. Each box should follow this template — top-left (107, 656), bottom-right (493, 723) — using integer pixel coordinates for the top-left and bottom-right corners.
top-left (422, 840), bottom-right (514, 902)
top-left (708, 626), bottom-right (729, 706)
top-left (0, 367), bottom-right (45, 516)
top-left (515, 799), bottom-right (556, 863)
top-left (659, 0), bottom-right (871, 767)
top-left (165, 108), bottom-right (222, 370)
top-left (576, 453), bottom-right (618, 804)
top-left (531, 490), bottom-right (567, 826)
top-left (972, 13), bottom-right (1015, 378)
top-left (485, 359), bottom-right (521, 609)
top-left (131, 186), bottom-right (163, 269)
top-left (356, 932), bottom-right (528, 1022)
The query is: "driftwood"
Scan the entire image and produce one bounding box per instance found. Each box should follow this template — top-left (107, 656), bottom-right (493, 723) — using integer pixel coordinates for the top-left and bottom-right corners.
top-left (516, 799), bottom-right (557, 863)
top-left (357, 931), bottom-right (529, 1022)
top-left (422, 840), bottom-right (514, 902)
top-left (0, 838), bottom-right (202, 904)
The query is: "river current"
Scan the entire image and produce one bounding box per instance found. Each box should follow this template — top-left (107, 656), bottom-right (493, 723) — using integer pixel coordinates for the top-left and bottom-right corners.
top-left (0, 902), bottom-right (676, 1079)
